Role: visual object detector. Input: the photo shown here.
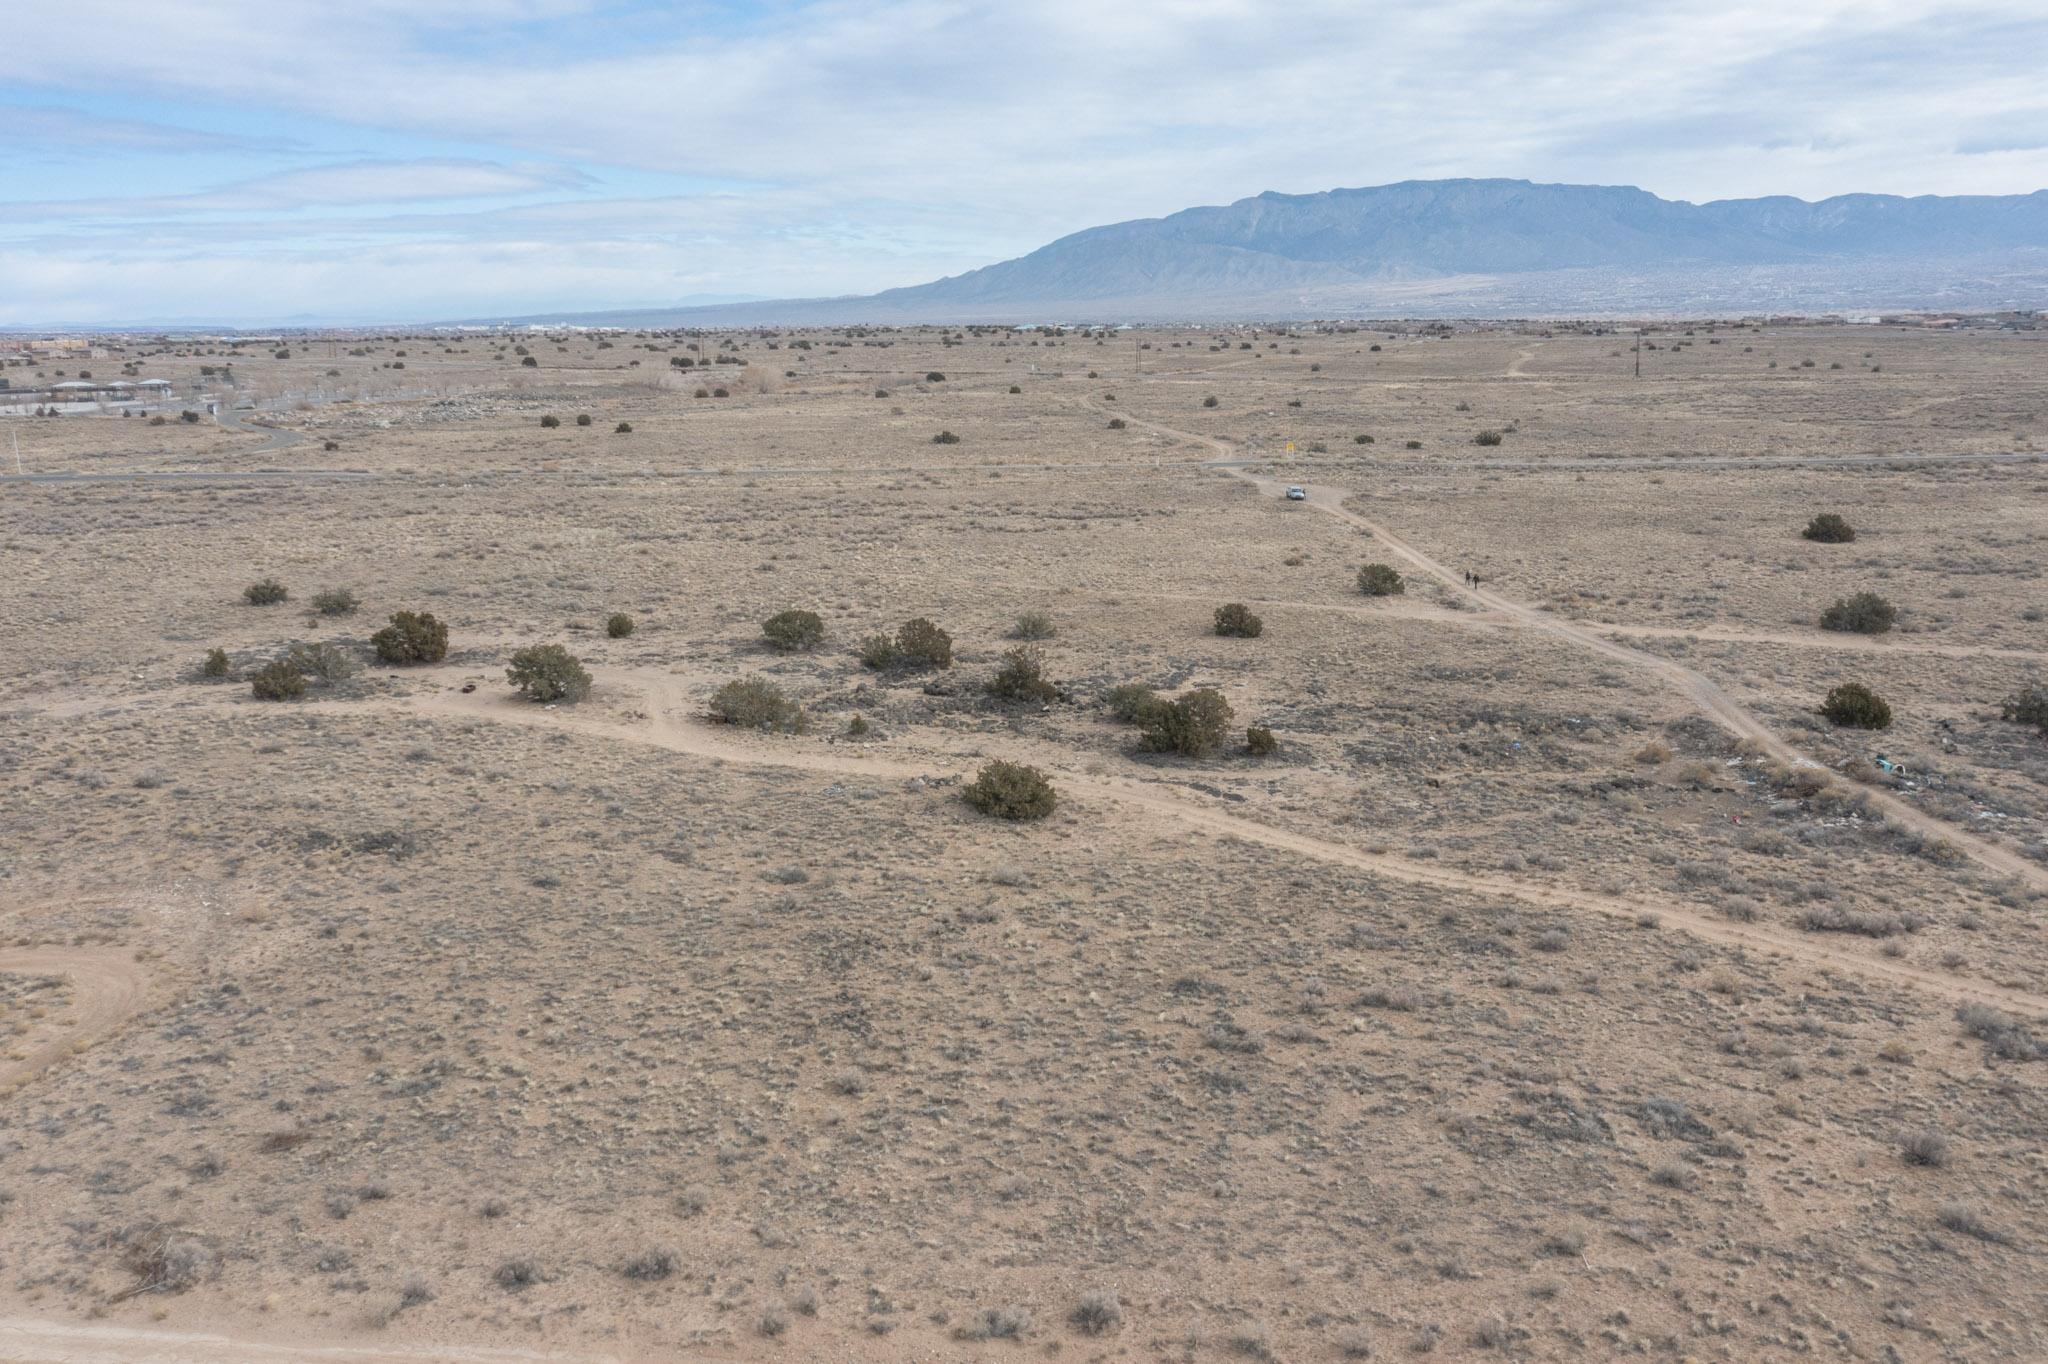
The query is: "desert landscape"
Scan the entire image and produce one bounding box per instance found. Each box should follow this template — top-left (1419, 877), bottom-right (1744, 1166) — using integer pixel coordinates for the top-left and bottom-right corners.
top-left (2, 319), bottom-right (2046, 1363)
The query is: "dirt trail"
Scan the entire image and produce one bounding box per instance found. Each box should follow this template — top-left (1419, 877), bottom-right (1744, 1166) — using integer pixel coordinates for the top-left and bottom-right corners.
top-left (1105, 402), bottom-right (2045, 894)
top-left (392, 675), bottom-right (2048, 1017)
top-left (0, 949), bottom-right (148, 1092)
top-left (0, 1317), bottom-right (637, 1364)
top-left (1257, 474), bottom-right (2048, 892)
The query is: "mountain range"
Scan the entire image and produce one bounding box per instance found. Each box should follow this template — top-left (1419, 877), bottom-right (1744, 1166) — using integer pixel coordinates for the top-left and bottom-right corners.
top-left (489, 178), bottom-right (2048, 325)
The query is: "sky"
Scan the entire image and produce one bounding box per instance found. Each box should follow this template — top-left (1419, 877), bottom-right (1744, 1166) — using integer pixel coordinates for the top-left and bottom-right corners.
top-left (4, 0), bottom-right (2047, 325)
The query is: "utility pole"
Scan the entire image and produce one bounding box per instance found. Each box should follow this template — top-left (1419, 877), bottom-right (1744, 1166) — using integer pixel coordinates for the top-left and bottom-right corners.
top-left (1634, 327), bottom-right (1642, 379)
top-left (12, 425), bottom-right (22, 476)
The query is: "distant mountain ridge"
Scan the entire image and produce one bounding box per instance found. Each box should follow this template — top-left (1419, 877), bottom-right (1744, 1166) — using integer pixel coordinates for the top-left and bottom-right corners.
top-left (862, 179), bottom-right (2048, 315)
top-left (510, 178), bottom-right (2048, 325)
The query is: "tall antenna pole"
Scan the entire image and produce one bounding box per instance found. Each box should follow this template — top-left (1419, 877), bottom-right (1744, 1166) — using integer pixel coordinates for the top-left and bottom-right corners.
top-left (1634, 327), bottom-right (1642, 379)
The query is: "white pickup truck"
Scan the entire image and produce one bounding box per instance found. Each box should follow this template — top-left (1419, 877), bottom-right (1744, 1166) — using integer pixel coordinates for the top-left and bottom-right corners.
top-left (1284, 485), bottom-right (1307, 501)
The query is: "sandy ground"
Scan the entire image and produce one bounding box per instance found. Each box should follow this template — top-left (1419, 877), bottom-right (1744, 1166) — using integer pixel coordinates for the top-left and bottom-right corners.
top-left (2, 321), bottom-right (2046, 1362)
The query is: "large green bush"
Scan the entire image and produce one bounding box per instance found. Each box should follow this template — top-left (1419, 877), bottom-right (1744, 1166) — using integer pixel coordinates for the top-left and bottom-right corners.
top-left (963, 760), bottom-right (1056, 820)
top-left (371, 610), bottom-right (449, 665)
top-left (1140, 688), bottom-right (1234, 757)
top-left (857, 634), bottom-right (899, 670)
top-left (286, 641), bottom-right (356, 683)
top-left (311, 587), bottom-right (360, 617)
top-left (201, 647), bottom-right (230, 679)
top-left (506, 644), bottom-right (591, 703)
top-left (762, 609), bottom-right (825, 653)
top-left (249, 656), bottom-right (306, 701)
top-left (1103, 683), bottom-right (1163, 724)
top-left (1820, 682), bottom-right (1893, 729)
top-left (1356, 563), bottom-right (1405, 596)
top-left (708, 677), bottom-right (807, 733)
top-left (1803, 513), bottom-right (1856, 543)
top-left (1213, 603), bottom-right (1263, 638)
top-left (987, 646), bottom-right (1058, 702)
top-left (1999, 684), bottom-right (2048, 735)
top-left (606, 612), bottom-right (635, 639)
top-left (1819, 592), bottom-right (1896, 635)
top-left (1245, 725), bottom-right (1278, 756)
top-left (895, 617), bottom-right (953, 670)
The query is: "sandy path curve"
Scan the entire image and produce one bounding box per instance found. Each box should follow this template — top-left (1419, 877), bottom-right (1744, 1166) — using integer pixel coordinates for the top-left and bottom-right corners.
top-left (0, 949), bottom-right (148, 1092)
top-left (391, 676), bottom-right (2048, 1017)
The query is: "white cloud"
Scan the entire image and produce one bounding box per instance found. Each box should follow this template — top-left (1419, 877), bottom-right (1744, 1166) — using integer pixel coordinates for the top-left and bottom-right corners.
top-left (0, 159), bottom-right (597, 223)
top-left (1, 0), bottom-right (2044, 320)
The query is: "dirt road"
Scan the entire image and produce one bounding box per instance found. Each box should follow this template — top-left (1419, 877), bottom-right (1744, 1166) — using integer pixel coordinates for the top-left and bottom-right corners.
top-left (391, 673), bottom-right (2048, 1018)
top-left (0, 949), bottom-right (148, 1093)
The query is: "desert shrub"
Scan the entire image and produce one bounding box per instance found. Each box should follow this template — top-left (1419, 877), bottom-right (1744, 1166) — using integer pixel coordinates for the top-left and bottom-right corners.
top-left (606, 612), bottom-right (634, 639)
top-left (249, 657), bottom-right (306, 701)
top-left (574, 413), bottom-right (592, 427)
top-left (622, 1249), bottom-right (675, 1281)
top-left (117, 1224), bottom-right (217, 1297)
top-left (925, 371), bottom-right (945, 382)
top-left (708, 677), bottom-right (806, 733)
top-left (964, 761), bottom-right (1056, 820)
top-left (1803, 513), bottom-right (1856, 543)
top-left (1141, 688), bottom-right (1234, 757)
top-left (1473, 429), bottom-right (1503, 446)
top-left (244, 578), bottom-right (289, 606)
top-left (1899, 1129), bottom-right (1950, 1168)
top-left (1956, 1003), bottom-right (2041, 1061)
top-left (1797, 905), bottom-right (1919, 936)
top-left (286, 642), bottom-right (357, 683)
top-left (371, 610), bottom-right (449, 665)
top-left (931, 429), bottom-right (961, 444)
top-left (1820, 682), bottom-right (1892, 729)
top-left (987, 645), bottom-right (1058, 702)
top-left (1214, 603), bottom-right (1263, 638)
top-left (1356, 563), bottom-right (1405, 596)
top-left (857, 634), bottom-right (899, 670)
top-left (1202, 395), bottom-right (1219, 408)
top-left (1008, 385), bottom-right (1021, 394)
top-left (895, 617), bottom-right (953, 669)
top-left (1107, 417), bottom-right (1126, 429)
top-left (762, 608), bottom-right (825, 653)
top-left (521, 356), bottom-right (538, 368)
top-left (1011, 610), bottom-right (1054, 640)
top-left (1245, 725), bottom-right (1278, 756)
top-left (845, 714), bottom-right (870, 737)
top-left (1937, 1203), bottom-right (2009, 1243)
top-left (615, 421), bottom-right (632, 433)
top-left (1070, 1291), bottom-right (1123, 1336)
top-left (1999, 684), bottom-right (2048, 735)
top-left (506, 644), bottom-right (591, 703)
top-left (201, 647), bottom-right (230, 679)
top-left (1103, 683), bottom-right (1164, 723)
top-left (311, 586), bottom-right (359, 617)
top-left (1819, 592), bottom-right (1896, 635)
top-left (540, 414), bottom-right (560, 428)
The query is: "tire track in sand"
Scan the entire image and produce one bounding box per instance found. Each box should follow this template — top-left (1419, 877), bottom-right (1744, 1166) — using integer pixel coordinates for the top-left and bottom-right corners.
top-left (1103, 402), bottom-right (2046, 896)
top-left (396, 676), bottom-right (2048, 1018)
top-left (0, 949), bottom-right (148, 1094)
